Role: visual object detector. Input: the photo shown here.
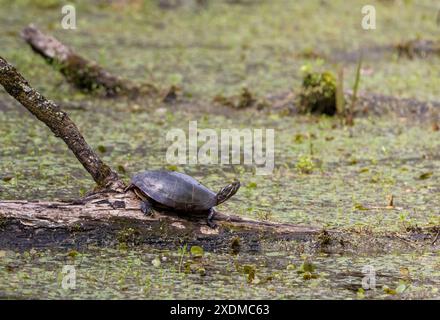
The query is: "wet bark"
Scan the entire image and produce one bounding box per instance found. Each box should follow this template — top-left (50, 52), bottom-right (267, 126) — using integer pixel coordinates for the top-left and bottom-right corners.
top-left (0, 56), bottom-right (124, 190)
top-left (0, 192), bottom-right (436, 253)
top-left (396, 39), bottom-right (440, 59)
top-left (0, 192), bottom-right (318, 252)
top-left (21, 24), bottom-right (156, 97)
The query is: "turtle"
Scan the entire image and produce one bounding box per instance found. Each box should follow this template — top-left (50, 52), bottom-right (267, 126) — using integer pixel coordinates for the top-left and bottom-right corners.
top-left (126, 170), bottom-right (240, 228)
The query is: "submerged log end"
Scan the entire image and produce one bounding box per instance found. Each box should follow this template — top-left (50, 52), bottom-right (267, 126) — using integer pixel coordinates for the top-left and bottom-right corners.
top-left (20, 24), bottom-right (157, 97)
top-left (21, 24), bottom-right (72, 61)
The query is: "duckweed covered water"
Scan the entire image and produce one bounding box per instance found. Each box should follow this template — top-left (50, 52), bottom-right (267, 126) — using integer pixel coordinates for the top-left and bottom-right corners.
top-left (0, 0), bottom-right (439, 299)
top-left (2, 110), bottom-right (439, 231)
top-left (0, 246), bottom-right (438, 299)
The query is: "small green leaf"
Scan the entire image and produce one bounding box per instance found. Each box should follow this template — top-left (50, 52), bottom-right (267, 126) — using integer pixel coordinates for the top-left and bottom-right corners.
top-left (190, 246), bottom-right (204, 258)
top-left (348, 158), bottom-right (358, 165)
top-left (197, 267), bottom-right (206, 276)
top-left (97, 145), bottom-right (107, 153)
top-left (383, 285), bottom-right (396, 295)
top-left (151, 257), bottom-right (161, 268)
top-left (247, 182), bottom-right (257, 189)
top-left (354, 203), bottom-right (369, 211)
top-left (286, 264), bottom-right (296, 270)
top-left (298, 259), bottom-right (316, 273)
top-left (117, 165), bottom-right (126, 174)
top-left (357, 288), bottom-right (365, 299)
top-left (294, 133), bottom-right (305, 144)
top-left (2, 176), bottom-right (13, 182)
top-left (169, 73), bottom-right (183, 85)
top-left (302, 271), bottom-right (318, 280)
top-left (303, 271), bottom-right (312, 280)
top-left (166, 165), bottom-right (178, 171)
top-left (67, 250), bottom-right (79, 258)
top-left (242, 264), bottom-right (256, 283)
top-left (418, 172), bottom-right (433, 180)
top-left (396, 283), bottom-right (407, 294)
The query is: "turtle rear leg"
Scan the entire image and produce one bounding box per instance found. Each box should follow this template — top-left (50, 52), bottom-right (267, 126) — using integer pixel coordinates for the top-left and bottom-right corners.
top-left (123, 184), bottom-right (133, 193)
top-left (141, 200), bottom-right (154, 216)
top-left (207, 208), bottom-right (217, 229)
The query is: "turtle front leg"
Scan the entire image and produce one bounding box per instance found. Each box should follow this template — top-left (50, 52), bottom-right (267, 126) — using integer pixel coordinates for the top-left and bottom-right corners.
top-left (140, 200), bottom-right (154, 216)
top-left (207, 208), bottom-right (217, 229)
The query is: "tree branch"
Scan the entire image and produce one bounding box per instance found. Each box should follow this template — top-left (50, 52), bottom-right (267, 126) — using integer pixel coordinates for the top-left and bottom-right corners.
top-left (0, 56), bottom-right (124, 190)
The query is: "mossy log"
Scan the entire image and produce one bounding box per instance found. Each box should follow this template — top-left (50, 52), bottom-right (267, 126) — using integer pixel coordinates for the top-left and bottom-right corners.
top-left (21, 24), bottom-right (155, 97)
top-left (0, 191), bottom-right (318, 251)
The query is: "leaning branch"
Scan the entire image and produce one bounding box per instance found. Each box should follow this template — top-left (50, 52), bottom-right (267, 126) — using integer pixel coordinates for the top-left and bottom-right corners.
top-left (21, 24), bottom-right (156, 97)
top-left (0, 56), bottom-right (123, 190)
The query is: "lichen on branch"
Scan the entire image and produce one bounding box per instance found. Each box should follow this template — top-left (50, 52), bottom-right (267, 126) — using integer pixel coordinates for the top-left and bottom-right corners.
top-left (0, 56), bottom-right (123, 190)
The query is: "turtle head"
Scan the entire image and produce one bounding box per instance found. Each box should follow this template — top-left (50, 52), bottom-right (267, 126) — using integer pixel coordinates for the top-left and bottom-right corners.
top-left (216, 181), bottom-right (240, 205)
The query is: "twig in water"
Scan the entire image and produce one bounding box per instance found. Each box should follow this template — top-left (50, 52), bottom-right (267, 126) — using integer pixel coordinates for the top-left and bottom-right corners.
top-left (346, 53), bottom-right (363, 126)
top-left (432, 230), bottom-right (440, 245)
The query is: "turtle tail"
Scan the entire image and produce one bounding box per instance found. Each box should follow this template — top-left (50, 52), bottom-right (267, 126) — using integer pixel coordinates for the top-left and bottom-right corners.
top-left (216, 181), bottom-right (240, 205)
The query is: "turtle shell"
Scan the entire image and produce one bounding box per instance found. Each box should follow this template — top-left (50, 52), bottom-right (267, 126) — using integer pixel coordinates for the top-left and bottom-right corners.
top-left (131, 170), bottom-right (217, 212)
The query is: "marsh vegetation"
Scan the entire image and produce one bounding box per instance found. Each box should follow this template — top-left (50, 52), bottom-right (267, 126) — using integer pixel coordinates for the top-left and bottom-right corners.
top-left (0, 0), bottom-right (439, 299)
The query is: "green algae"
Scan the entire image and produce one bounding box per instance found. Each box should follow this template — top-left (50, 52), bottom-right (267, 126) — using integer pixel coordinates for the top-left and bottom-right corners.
top-left (297, 70), bottom-right (337, 115)
top-left (0, 0), bottom-right (439, 299)
top-left (1, 0), bottom-right (440, 101)
top-left (0, 247), bottom-right (438, 299)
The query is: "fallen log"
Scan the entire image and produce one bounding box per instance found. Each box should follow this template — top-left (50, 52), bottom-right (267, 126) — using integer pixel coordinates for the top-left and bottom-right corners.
top-left (21, 24), bottom-right (156, 97)
top-left (396, 39), bottom-right (440, 59)
top-left (1, 191), bottom-right (436, 254)
top-left (0, 191), bottom-right (318, 251)
top-left (269, 90), bottom-right (440, 122)
top-left (0, 55), bottom-right (318, 251)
